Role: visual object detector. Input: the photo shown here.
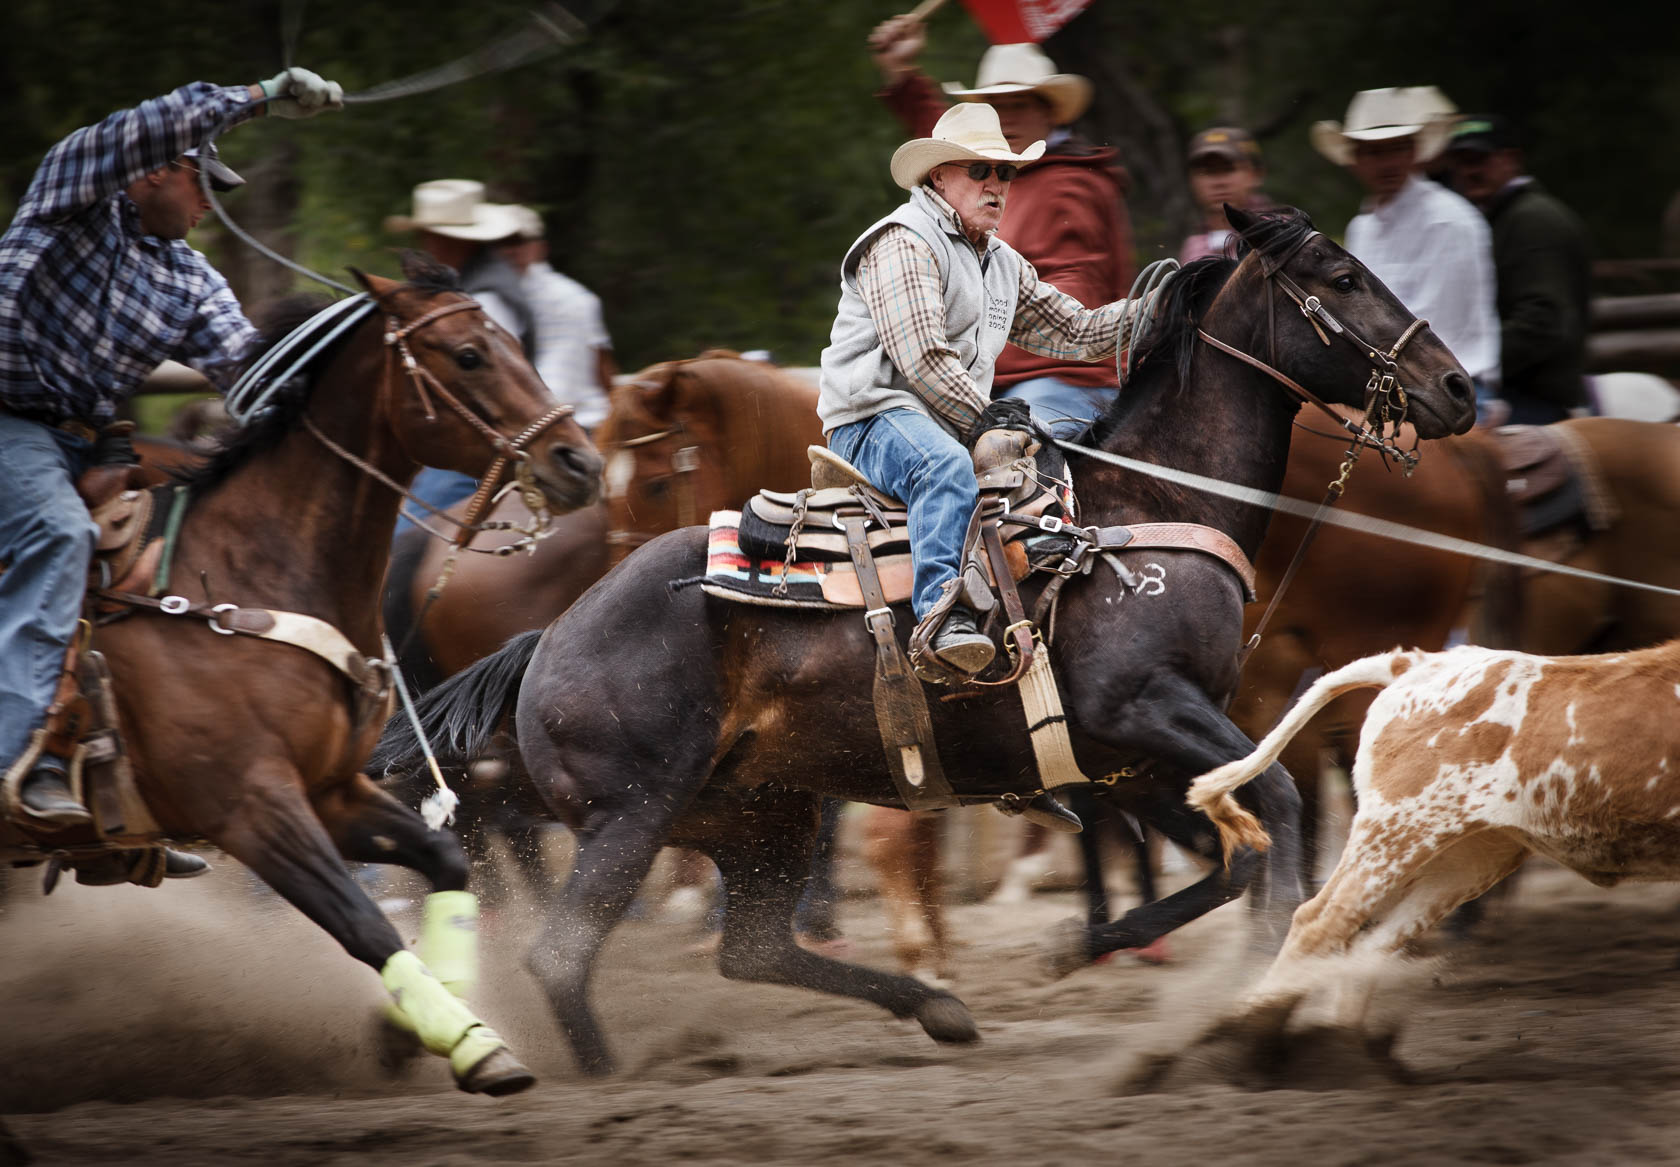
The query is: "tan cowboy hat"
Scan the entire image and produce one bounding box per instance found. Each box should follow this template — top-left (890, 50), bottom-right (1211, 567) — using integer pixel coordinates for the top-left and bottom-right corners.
top-left (1311, 86), bottom-right (1459, 166)
top-left (890, 103), bottom-right (1046, 191)
top-left (383, 179), bottom-right (529, 241)
top-left (941, 43), bottom-right (1093, 127)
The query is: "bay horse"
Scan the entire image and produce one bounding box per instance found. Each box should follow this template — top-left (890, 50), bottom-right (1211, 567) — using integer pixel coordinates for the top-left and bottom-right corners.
top-left (382, 354), bottom-right (821, 893)
top-left (375, 206), bottom-right (1477, 1074)
top-left (37, 253), bottom-right (602, 1095)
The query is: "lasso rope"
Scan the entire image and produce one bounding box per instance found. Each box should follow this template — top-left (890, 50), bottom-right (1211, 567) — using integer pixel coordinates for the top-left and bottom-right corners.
top-left (200, 2), bottom-right (594, 296)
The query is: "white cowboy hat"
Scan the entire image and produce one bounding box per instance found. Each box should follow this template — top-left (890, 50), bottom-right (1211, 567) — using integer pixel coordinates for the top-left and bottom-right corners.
top-left (941, 43), bottom-right (1093, 127)
top-left (383, 179), bottom-right (529, 241)
top-left (890, 103), bottom-right (1046, 191)
top-left (1311, 86), bottom-right (1459, 166)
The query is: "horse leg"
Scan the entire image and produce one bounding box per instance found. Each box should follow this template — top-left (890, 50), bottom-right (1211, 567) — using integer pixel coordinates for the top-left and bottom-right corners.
top-left (211, 761), bottom-right (532, 1095)
top-left (1065, 785), bottom-right (1111, 926)
top-left (793, 796), bottom-right (845, 946)
top-left (988, 819), bottom-right (1052, 904)
top-left (863, 806), bottom-right (947, 983)
top-left (524, 805), bottom-right (678, 1075)
top-left (909, 810), bottom-right (951, 982)
top-left (696, 788), bottom-right (978, 1045)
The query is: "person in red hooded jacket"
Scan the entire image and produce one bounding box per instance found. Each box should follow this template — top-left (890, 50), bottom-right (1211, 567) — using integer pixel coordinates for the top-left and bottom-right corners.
top-left (869, 17), bottom-right (1136, 438)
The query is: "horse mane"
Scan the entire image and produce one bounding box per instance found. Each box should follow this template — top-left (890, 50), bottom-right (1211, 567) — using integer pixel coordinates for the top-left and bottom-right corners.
top-left (1089, 207), bottom-right (1316, 445)
top-left (174, 252), bottom-right (467, 497)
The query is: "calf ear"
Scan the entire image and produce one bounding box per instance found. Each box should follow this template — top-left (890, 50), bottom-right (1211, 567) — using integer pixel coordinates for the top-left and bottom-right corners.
top-left (1225, 203), bottom-right (1257, 234)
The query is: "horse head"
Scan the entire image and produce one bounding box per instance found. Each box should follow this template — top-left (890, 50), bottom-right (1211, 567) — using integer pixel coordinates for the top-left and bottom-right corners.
top-left (1216, 205), bottom-right (1478, 440)
top-left (352, 254), bottom-right (603, 513)
top-left (596, 352), bottom-right (821, 557)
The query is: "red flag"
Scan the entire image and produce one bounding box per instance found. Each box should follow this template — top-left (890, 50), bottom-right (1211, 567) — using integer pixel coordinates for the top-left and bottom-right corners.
top-left (957, 0), bottom-right (1094, 43)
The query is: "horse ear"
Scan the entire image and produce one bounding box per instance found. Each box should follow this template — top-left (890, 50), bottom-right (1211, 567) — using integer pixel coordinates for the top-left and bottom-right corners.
top-left (634, 364), bottom-right (682, 421)
top-left (1224, 204), bottom-right (1257, 235)
top-left (349, 267), bottom-right (401, 302)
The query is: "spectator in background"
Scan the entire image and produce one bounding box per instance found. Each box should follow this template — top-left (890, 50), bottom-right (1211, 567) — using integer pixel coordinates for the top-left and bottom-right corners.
top-left (385, 180), bottom-right (537, 535)
top-left (1313, 87), bottom-right (1501, 413)
top-left (1443, 115), bottom-right (1590, 425)
top-left (868, 18), bottom-right (1134, 438)
top-left (503, 208), bottom-right (616, 431)
top-left (1179, 126), bottom-right (1272, 263)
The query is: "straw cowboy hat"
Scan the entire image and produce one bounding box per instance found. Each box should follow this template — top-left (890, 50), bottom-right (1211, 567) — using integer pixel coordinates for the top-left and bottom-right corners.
top-left (942, 43), bottom-right (1093, 127)
top-left (1311, 86), bottom-right (1459, 166)
top-left (383, 179), bottom-right (528, 241)
top-left (890, 103), bottom-right (1046, 191)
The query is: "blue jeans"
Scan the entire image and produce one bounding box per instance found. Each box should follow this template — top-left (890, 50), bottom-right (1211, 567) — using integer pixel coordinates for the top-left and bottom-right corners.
top-left (827, 409), bottom-right (978, 620)
top-left (998, 376), bottom-right (1118, 440)
top-left (0, 415), bottom-right (99, 768)
top-left (393, 467), bottom-right (478, 540)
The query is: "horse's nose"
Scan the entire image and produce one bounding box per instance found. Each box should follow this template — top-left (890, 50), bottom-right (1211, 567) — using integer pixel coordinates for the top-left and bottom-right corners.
top-left (1441, 369), bottom-right (1475, 413)
top-left (550, 442), bottom-right (603, 485)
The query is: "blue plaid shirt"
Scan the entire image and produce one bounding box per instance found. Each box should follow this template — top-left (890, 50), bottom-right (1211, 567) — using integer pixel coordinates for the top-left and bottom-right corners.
top-left (0, 82), bottom-right (262, 426)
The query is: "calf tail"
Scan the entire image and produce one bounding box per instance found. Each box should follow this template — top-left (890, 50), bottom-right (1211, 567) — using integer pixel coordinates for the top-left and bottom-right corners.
top-left (1189, 649), bottom-right (1419, 862)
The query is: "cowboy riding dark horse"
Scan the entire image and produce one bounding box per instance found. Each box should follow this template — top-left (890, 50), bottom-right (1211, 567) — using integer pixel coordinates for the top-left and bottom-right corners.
top-left (818, 102), bottom-right (1144, 829)
top-left (0, 66), bottom-right (343, 884)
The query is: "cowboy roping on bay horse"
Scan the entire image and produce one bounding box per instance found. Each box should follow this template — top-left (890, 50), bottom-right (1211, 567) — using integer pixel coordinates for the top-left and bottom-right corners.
top-left (0, 65), bottom-right (343, 884)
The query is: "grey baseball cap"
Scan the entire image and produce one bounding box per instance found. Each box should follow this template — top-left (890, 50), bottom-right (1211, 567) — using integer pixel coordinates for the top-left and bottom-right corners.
top-left (181, 142), bottom-right (244, 191)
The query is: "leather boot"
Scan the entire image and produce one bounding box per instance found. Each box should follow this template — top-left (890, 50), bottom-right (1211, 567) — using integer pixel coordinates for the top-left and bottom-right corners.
top-left (1020, 792), bottom-right (1083, 834)
top-left (73, 847), bottom-right (211, 887)
top-left (929, 604), bottom-right (995, 675)
top-left (18, 756), bottom-right (92, 827)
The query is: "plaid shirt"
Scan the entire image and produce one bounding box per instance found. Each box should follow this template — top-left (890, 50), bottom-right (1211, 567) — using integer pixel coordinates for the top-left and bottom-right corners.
top-left (0, 82), bottom-right (261, 426)
top-left (856, 190), bottom-right (1126, 434)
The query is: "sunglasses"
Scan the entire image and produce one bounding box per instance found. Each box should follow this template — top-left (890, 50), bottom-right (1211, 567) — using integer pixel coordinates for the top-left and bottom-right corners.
top-left (957, 161), bottom-right (1019, 182)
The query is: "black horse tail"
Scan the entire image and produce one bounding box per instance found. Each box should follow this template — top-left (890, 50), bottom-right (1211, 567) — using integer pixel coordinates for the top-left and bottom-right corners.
top-left (370, 629), bottom-right (545, 778)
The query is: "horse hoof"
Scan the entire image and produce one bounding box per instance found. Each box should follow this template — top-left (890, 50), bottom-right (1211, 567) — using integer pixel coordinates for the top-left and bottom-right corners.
top-left (452, 1028), bottom-right (537, 1097)
top-left (914, 995), bottom-right (980, 1044)
top-left (1039, 917), bottom-right (1092, 981)
top-left (457, 1045), bottom-right (537, 1097)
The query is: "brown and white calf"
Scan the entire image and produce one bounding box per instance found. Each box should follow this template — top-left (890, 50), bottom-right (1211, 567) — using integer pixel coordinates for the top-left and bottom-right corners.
top-left (1187, 641), bottom-right (1680, 1023)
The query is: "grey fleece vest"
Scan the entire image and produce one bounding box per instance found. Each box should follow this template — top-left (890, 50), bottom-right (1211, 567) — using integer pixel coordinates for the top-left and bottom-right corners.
top-left (817, 186), bottom-right (1023, 437)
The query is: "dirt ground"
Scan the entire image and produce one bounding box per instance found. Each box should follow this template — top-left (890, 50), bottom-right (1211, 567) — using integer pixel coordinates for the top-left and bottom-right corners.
top-left (7, 830), bottom-right (1680, 1167)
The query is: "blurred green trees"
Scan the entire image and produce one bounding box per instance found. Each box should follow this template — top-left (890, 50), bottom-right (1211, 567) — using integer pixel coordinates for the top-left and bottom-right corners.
top-left (3, 0), bottom-right (1677, 370)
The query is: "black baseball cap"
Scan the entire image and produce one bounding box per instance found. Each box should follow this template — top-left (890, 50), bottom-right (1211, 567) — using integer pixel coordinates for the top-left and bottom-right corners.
top-left (1445, 115), bottom-right (1516, 155)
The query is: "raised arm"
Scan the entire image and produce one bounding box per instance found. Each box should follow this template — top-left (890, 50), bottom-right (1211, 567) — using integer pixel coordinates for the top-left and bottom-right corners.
top-left (22, 83), bottom-right (259, 223)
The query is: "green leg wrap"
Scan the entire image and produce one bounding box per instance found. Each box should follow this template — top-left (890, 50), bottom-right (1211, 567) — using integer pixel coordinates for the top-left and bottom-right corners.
top-left (381, 949), bottom-right (482, 1057)
top-left (419, 889), bottom-right (479, 997)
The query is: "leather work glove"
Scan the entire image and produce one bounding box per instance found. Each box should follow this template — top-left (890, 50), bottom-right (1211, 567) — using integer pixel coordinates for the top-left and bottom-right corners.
top-left (964, 398), bottom-right (1037, 449)
top-left (259, 67), bottom-right (345, 118)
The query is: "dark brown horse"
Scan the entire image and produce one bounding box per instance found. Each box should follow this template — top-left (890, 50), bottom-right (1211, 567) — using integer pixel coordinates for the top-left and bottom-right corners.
top-left (382, 354), bottom-right (821, 890)
top-left (20, 254), bottom-right (602, 1094)
top-left (376, 207), bottom-right (1477, 1074)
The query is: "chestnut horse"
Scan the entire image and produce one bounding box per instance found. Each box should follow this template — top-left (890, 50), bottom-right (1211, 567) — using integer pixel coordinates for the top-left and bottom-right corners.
top-left (31, 255), bottom-right (601, 1094)
top-left (381, 353), bottom-right (820, 889)
top-left (375, 208), bottom-right (1477, 1073)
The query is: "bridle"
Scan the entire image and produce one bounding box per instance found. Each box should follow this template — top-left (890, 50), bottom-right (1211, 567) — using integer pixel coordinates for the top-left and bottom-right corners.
top-left (1197, 229), bottom-right (1431, 479)
top-left (302, 296), bottom-right (575, 550)
top-left (602, 417), bottom-right (703, 558)
top-left (1191, 229), bottom-right (1437, 670)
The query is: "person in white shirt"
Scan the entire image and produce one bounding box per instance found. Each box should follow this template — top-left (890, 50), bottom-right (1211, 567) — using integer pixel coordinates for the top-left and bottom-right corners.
top-left (1313, 87), bottom-right (1501, 415)
top-left (502, 209), bottom-right (616, 430)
